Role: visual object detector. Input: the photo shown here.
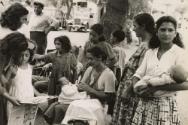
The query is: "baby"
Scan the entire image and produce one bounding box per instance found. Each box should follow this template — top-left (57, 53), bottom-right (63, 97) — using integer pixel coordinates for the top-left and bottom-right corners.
top-left (58, 77), bottom-right (88, 104)
top-left (134, 65), bottom-right (188, 95)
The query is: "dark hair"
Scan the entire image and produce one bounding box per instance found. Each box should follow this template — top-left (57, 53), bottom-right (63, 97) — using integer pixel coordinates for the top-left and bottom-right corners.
top-left (0, 3), bottom-right (29, 30)
top-left (134, 13), bottom-right (155, 35)
top-left (27, 48), bottom-right (35, 65)
top-left (1, 32), bottom-right (28, 65)
top-left (149, 16), bottom-right (184, 49)
top-left (90, 23), bottom-right (105, 41)
top-left (112, 30), bottom-right (125, 42)
top-left (54, 35), bottom-right (72, 53)
top-left (87, 46), bottom-right (107, 61)
top-left (34, 2), bottom-right (44, 9)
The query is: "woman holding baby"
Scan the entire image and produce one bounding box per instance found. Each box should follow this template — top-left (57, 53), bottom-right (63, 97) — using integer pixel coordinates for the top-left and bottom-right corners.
top-left (112, 15), bottom-right (188, 125)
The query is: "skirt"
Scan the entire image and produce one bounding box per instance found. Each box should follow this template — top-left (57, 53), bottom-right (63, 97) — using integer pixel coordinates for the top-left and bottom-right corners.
top-left (112, 86), bottom-right (180, 125)
top-left (0, 96), bottom-right (7, 125)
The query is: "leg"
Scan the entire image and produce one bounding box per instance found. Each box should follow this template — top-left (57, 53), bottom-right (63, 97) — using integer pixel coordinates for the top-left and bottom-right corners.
top-left (44, 102), bottom-right (59, 124)
top-left (53, 103), bottom-right (69, 124)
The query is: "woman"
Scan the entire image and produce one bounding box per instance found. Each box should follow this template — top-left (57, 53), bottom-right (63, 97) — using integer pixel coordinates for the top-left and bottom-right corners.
top-left (44, 46), bottom-right (116, 125)
top-left (111, 13), bottom-right (155, 125)
top-left (0, 32), bottom-right (29, 125)
top-left (0, 3), bottom-right (29, 38)
top-left (34, 35), bottom-right (77, 96)
top-left (0, 3), bottom-right (29, 125)
top-left (81, 23), bottom-right (116, 70)
top-left (129, 16), bottom-right (186, 125)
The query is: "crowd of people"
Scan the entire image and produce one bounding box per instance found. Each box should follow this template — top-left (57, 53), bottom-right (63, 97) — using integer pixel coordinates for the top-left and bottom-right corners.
top-left (0, 1), bottom-right (188, 125)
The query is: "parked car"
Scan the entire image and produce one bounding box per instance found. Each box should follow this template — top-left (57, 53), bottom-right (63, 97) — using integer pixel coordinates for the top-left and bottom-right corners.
top-left (66, 18), bottom-right (89, 32)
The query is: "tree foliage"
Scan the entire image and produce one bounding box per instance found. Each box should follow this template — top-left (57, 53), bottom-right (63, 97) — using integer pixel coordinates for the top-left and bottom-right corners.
top-left (128, 0), bottom-right (153, 19)
top-left (100, 0), bottom-right (128, 39)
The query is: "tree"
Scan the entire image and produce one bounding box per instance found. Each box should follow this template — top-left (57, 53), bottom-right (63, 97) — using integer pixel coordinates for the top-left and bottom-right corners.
top-left (100, 0), bottom-right (128, 39)
top-left (128, 0), bottom-right (153, 19)
top-left (62, 0), bottom-right (73, 19)
top-left (100, 0), bottom-right (153, 40)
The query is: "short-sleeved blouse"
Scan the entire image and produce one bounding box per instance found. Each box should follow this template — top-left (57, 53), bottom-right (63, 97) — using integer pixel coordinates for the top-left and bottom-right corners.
top-left (134, 44), bottom-right (186, 96)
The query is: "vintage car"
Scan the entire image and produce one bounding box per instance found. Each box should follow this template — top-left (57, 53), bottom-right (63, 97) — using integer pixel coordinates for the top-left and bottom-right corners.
top-left (66, 18), bottom-right (88, 32)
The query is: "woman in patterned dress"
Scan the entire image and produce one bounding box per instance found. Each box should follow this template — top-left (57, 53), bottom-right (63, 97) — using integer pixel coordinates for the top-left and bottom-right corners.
top-left (111, 13), bottom-right (155, 125)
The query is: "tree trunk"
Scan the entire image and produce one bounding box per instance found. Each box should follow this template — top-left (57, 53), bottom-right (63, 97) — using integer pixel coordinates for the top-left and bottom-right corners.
top-left (100, 0), bottom-right (128, 40)
top-left (66, 0), bottom-right (73, 19)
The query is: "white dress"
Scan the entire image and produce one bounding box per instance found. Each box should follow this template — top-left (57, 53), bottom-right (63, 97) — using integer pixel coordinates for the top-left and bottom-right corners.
top-left (7, 64), bottom-right (34, 117)
top-left (9, 64), bottom-right (34, 100)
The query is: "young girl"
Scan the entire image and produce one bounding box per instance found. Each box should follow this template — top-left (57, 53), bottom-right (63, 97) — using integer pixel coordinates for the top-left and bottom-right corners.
top-left (34, 35), bottom-right (77, 96)
top-left (5, 46), bottom-right (40, 117)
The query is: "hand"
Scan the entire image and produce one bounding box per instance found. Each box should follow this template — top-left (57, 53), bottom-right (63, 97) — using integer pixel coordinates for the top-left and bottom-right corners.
top-left (134, 83), bottom-right (148, 94)
top-left (10, 97), bottom-right (21, 106)
top-left (77, 82), bottom-right (91, 92)
top-left (137, 86), bottom-right (154, 97)
top-left (42, 63), bottom-right (51, 71)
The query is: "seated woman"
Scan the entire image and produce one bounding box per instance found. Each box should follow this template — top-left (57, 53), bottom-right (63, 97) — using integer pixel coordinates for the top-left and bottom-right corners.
top-left (44, 46), bottom-right (116, 125)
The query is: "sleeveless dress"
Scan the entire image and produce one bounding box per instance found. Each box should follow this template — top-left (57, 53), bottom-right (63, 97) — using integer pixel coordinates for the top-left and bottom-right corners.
top-left (7, 64), bottom-right (34, 117)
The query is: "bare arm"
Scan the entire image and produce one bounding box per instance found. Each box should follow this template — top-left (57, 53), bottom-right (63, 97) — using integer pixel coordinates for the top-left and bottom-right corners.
top-left (77, 82), bottom-right (107, 100)
top-left (33, 54), bottom-right (45, 60)
top-left (154, 81), bottom-right (188, 91)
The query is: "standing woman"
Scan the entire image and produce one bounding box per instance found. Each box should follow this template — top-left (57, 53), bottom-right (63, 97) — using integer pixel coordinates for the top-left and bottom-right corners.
top-left (112, 13), bottom-right (155, 125)
top-left (0, 3), bottom-right (29, 39)
top-left (0, 33), bottom-right (29, 125)
top-left (129, 16), bottom-right (186, 125)
top-left (0, 3), bottom-right (29, 125)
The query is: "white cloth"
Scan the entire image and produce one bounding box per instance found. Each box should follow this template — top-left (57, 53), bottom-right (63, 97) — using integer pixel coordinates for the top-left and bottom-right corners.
top-left (58, 83), bottom-right (88, 104)
top-left (28, 13), bottom-right (58, 32)
top-left (134, 44), bottom-right (186, 96)
top-left (62, 99), bottom-right (107, 125)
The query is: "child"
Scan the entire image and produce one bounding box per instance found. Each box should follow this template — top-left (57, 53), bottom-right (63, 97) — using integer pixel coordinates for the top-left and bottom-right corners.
top-left (110, 30), bottom-right (126, 85)
top-left (134, 65), bottom-right (188, 95)
top-left (34, 35), bottom-right (77, 96)
top-left (5, 47), bottom-right (40, 117)
top-left (71, 45), bottom-right (83, 77)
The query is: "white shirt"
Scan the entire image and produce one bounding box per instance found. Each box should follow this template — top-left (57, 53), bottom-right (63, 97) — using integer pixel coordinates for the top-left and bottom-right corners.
top-left (81, 67), bottom-right (116, 93)
top-left (135, 44), bottom-right (186, 79)
top-left (113, 45), bottom-right (126, 74)
top-left (28, 13), bottom-right (58, 32)
top-left (0, 25), bottom-right (14, 39)
top-left (134, 44), bottom-right (187, 96)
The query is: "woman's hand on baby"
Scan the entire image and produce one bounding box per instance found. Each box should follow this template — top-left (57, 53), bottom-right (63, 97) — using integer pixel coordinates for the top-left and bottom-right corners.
top-left (77, 82), bottom-right (91, 92)
top-left (137, 86), bottom-right (155, 97)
